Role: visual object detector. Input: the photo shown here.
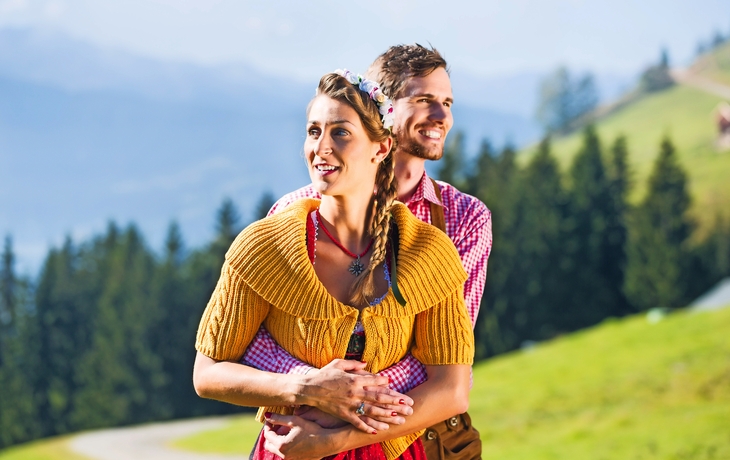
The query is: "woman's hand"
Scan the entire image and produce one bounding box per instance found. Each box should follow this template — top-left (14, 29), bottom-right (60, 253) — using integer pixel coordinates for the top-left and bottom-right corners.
top-left (299, 359), bottom-right (413, 433)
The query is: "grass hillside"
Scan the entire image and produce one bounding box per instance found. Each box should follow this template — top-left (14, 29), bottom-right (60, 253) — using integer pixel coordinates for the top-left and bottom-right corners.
top-left (523, 44), bottom-right (730, 233)
top-left (168, 306), bottom-right (729, 459)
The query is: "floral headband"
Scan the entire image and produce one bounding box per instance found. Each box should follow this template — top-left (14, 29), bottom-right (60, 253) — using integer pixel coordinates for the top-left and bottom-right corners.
top-left (334, 69), bottom-right (395, 130)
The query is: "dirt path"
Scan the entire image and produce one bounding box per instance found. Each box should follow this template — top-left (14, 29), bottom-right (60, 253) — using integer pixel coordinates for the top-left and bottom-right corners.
top-left (69, 417), bottom-right (248, 460)
top-left (671, 69), bottom-right (730, 99)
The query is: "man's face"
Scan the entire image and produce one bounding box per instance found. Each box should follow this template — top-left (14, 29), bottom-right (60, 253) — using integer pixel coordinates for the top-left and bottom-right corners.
top-left (391, 67), bottom-right (454, 161)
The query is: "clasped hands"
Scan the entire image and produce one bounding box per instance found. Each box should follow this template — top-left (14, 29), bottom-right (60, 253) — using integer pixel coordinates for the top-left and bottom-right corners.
top-left (262, 359), bottom-right (414, 458)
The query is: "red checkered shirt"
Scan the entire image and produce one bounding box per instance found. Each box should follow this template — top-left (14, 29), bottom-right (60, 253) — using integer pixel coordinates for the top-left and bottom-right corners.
top-left (241, 171), bottom-right (492, 393)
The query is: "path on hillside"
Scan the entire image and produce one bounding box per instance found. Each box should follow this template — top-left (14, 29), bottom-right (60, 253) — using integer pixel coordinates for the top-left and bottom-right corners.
top-left (69, 417), bottom-right (248, 460)
top-left (671, 69), bottom-right (730, 99)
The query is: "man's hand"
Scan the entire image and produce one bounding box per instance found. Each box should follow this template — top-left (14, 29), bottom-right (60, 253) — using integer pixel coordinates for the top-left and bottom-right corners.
top-left (262, 414), bottom-right (342, 460)
top-left (294, 406), bottom-right (347, 429)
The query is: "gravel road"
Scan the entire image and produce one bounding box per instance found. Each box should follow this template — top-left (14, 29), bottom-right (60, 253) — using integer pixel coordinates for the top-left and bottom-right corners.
top-left (69, 417), bottom-right (248, 460)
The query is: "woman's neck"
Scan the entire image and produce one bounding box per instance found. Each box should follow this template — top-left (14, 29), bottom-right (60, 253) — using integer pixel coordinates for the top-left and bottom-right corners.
top-left (318, 193), bottom-right (374, 254)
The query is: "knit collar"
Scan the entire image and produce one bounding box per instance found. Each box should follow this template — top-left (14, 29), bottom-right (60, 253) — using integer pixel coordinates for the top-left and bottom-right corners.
top-left (224, 198), bottom-right (466, 319)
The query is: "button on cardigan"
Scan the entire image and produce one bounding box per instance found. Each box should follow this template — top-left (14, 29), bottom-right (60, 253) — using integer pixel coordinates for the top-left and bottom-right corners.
top-left (196, 198), bottom-right (474, 459)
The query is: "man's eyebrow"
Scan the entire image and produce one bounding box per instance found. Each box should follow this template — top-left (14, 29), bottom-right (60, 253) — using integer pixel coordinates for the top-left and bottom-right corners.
top-left (409, 93), bottom-right (454, 104)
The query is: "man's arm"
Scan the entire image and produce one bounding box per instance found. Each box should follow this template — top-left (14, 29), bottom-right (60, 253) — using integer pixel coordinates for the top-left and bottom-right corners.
top-left (242, 327), bottom-right (314, 376)
top-left (242, 327), bottom-right (427, 393)
top-left (453, 203), bottom-right (492, 327)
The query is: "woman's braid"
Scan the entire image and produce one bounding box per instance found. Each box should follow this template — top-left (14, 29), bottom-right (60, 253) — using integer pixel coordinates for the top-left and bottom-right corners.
top-left (349, 151), bottom-right (398, 307)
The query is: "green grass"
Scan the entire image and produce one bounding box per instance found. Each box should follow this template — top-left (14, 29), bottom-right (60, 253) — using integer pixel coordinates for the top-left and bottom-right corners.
top-left (523, 83), bottom-right (730, 233)
top-left (0, 436), bottom-right (90, 460)
top-left (172, 306), bottom-right (730, 459)
top-left (169, 414), bottom-right (262, 454)
top-left (470, 307), bottom-right (730, 459)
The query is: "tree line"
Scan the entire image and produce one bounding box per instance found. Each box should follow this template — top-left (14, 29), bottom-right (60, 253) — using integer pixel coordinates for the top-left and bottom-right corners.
top-left (1, 127), bottom-right (729, 448)
top-left (437, 127), bottom-right (730, 358)
top-left (0, 199), bottom-right (259, 448)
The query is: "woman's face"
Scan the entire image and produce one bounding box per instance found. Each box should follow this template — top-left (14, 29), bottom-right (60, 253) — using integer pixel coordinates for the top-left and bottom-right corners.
top-left (304, 95), bottom-right (390, 198)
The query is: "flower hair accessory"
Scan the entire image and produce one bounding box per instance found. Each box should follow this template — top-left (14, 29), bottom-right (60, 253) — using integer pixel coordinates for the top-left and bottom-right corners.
top-left (334, 69), bottom-right (395, 130)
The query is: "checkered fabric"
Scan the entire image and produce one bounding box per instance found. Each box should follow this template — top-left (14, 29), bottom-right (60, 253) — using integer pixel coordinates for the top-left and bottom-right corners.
top-left (241, 171), bottom-right (492, 393)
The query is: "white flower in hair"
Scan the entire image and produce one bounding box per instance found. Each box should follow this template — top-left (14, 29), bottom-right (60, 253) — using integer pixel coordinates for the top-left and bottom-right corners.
top-left (359, 79), bottom-right (378, 96)
top-left (336, 69), bottom-right (361, 85)
top-left (333, 68), bottom-right (395, 130)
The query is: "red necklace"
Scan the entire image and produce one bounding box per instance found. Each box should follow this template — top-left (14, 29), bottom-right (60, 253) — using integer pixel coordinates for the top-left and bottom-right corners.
top-left (316, 209), bottom-right (373, 276)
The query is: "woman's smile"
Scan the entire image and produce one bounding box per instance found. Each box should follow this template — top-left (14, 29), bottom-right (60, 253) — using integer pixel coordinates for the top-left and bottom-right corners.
top-left (314, 162), bottom-right (340, 176)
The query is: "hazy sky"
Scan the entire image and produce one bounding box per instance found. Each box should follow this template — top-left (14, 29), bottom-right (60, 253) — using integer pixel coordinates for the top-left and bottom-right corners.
top-left (0, 0), bottom-right (727, 80)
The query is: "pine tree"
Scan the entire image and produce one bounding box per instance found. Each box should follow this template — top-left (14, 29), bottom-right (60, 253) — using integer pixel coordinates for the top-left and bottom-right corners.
top-left (211, 198), bottom-right (242, 262)
top-left (470, 143), bottom-right (524, 357)
top-left (33, 237), bottom-right (86, 436)
top-left (149, 221), bottom-right (202, 419)
top-left (70, 225), bottom-right (162, 429)
top-left (437, 131), bottom-right (467, 190)
top-left (687, 215), bottom-right (730, 301)
top-left (624, 137), bottom-right (693, 310)
top-left (0, 236), bottom-right (37, 447)
top-left (465, 139), bottom-right (497, 199)
top-left (1, 236), bottom-right (16, 333)
top-left (0, 236), bottom-right (14, 444)
top-left (537, 67), bottom-right (598, 134)
top-left (563, 126), bottom-right (623, 329)
top-left (254, 191), bottom-right (277, 221)
top-left (216, 198), bottom-right (241, 243)
top-left (605, 135), bottom-right (633, 315)
top-left (516, 138), bottom-right (569, 339)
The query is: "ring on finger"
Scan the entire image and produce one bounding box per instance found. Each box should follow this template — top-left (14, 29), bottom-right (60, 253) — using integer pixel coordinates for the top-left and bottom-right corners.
top-left (355, 402), bottom-right (366, 416)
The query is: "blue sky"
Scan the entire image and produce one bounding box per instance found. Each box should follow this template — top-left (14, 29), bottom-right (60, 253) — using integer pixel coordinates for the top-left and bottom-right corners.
top-left (0, 0), bottom-right (727, 80)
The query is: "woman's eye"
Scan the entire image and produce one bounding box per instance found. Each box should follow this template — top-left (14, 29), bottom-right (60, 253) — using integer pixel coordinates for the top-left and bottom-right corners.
top-left (307, 128), bottom-right (320, 136)
top-left (334, 128), bottom-right (349, 136)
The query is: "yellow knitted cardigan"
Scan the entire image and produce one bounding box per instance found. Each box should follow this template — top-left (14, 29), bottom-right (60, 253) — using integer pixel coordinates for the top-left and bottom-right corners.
top-left (196, 198), bottom-right (474, 459)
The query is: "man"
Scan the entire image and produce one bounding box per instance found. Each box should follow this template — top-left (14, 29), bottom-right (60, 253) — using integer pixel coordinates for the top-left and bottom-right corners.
top-left (244, 44), bottom-right (492, 459)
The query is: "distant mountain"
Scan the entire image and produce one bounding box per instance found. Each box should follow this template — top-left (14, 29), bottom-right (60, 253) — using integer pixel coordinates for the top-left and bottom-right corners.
top-left (0, 74), bottom-right (312, 271)
top-left (0, 28), bottom-right (309, 104)
top-left (0, 27), bottom-right (556, 273)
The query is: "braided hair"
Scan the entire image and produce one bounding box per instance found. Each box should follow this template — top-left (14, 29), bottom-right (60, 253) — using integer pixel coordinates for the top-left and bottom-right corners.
top-left (349, 150), bottom-right (398, 306)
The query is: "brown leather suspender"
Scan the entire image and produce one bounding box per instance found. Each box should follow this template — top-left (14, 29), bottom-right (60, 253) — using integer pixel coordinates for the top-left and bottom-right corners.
top-left (429, 178), bottom-right (447, 233)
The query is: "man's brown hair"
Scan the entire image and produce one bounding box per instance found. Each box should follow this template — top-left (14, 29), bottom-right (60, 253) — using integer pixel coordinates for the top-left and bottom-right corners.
top-left (365, 44), bottom-right (448, 100)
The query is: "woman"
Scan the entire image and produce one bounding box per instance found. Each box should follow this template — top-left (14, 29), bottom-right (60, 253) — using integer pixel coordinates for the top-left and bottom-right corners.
top-left (193, 71), bottom-right (474, 460)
